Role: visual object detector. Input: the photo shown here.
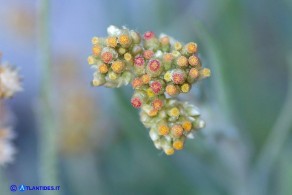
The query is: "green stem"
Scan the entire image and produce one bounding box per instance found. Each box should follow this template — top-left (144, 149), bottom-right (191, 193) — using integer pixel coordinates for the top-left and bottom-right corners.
top-left (38, 0), bottom-right (59, 194)
top-left (0, 169), bottom-right (10, 194)
top-left (252, 56), bottom-right (292, 194)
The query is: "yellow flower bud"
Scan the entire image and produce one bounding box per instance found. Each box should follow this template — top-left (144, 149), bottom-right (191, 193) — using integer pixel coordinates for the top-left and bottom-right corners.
top-left (181, 83), bottom-right (190, 93)
top-left (186, 42), bottom-right (197, 54)
top-left (91, 37), bottom-right (99, 45)
top-left (124, 53), bottom-right (132, 62)
top-left (146, 88), bottom-right (155, 98)
top-left (87, 56), bottom-right (95, 65)
top-left (164, 71), bottom-right (172, 82)
top-left (141, 74), bottom-right (151, 84)
top-left (106, 36), bottom-right (117, 47)
top-left (200, 68), bottom-right (211, 78)
top-left (108, 72), bottom-right (118, 80)
top-left (171, 125), bottom-right (183, 137)
top-left (158, 124), bottom-right (169, 135)
top-left (182, 121), bottom-right (192, 131)
top-left (111, 60), bottom-right (125, 73)
top-left (164, 148), bottom-right (175, 155)
top-left (173, 140), bottom-right (184, 150)
top-left (118, 34), bottom-right (131, 47)
top-left (174, 42), bottom-right (182, 50)
top-left (169, 107), bottom-right (180, 117)
top-left (98, 64), bottom-right (108, 74)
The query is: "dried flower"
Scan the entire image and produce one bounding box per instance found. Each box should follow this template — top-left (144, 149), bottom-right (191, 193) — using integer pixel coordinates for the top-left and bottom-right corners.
top-left (0, 55), bottom-right (21, 165)
top-left (0, 127), bottom-right (16, 166)
top-left (0, 63), bottom-right (22, 99)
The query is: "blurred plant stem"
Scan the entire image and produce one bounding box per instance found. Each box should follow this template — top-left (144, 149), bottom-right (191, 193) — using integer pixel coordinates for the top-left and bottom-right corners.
top-left (192, 21), bottom-right (249, 195)
top-left (0, 169), bottom-right (10, 194)
top-left (38, 0), bottom-right (59, 194)
top-left (252, 56), bottom-right (292, 194)
top-left (165, 14), bottom-right (250, 194)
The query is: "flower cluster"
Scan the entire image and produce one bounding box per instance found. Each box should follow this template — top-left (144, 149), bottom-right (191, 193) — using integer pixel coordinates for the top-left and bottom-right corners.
top-left (88, 26), bottom-right (210, 155)
top-left (0, 58), bottom-right (22, 165)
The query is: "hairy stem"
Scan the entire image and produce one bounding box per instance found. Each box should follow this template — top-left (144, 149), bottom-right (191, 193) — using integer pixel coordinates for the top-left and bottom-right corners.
top-left (38, 0), bottom-right (59, 194)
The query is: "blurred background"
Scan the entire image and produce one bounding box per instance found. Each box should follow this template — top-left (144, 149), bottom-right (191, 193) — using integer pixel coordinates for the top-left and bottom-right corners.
top-left (0, 0), bottom-right (292, 194)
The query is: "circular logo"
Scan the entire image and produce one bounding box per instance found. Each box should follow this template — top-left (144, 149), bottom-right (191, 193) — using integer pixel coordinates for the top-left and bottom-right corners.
top-left (10, 185), bottom-right (17, 192)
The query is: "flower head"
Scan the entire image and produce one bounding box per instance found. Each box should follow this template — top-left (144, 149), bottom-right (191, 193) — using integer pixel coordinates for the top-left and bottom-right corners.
top-left (171, 69), bottom-right (186, 84)
top-left (106, 36), bottom-right (117, 48)
top-left (143, 50), bottom-right (154, 60)
top-left (147, 59), bottom-right (163, 77)
top-left (158, 124), bottom-right (169, 135)
top-left (118, 33), bottom-right (132, 47)
top-left (152, 98), bottom-right (163, 110)
top-left (111, 60), bottom-right (125, 74)
top-left (185, 42), bottom-right (197, 54)
top-left (188, 55), bottom-right (199, 66)
top-left (134, 56), bottom-right (145, 67)
top-left (150, 80), bottom-right (164, 94)
top-left (171, 125), bottom-right (183, 137)
top-left (143, 31), bottom-right (155, 40)
top-left (131, 97), bottom-right (142, 108)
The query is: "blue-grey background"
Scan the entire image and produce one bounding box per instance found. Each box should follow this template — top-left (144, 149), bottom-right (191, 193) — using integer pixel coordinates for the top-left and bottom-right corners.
top-left (0, 0), bottom-right (292, 195)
